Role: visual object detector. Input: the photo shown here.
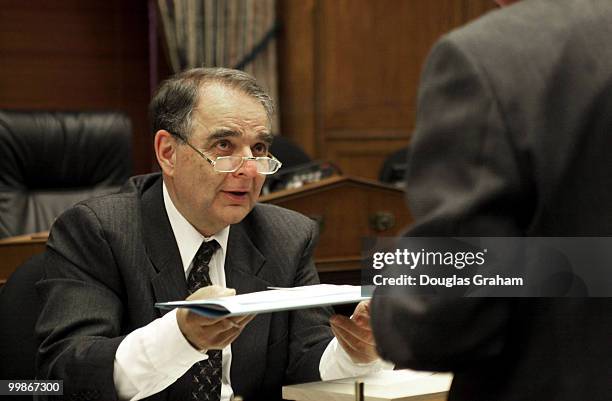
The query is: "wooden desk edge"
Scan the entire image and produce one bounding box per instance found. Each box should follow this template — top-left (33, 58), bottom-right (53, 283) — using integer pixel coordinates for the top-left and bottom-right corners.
top-left (282, 373), bottom-right (452, 401)
top-left (0, 231), bottom-right (49, 245)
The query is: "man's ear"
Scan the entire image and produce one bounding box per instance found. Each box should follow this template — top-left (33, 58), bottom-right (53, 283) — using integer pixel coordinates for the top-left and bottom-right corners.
top-left (154, 130), bottom-right (178, 176)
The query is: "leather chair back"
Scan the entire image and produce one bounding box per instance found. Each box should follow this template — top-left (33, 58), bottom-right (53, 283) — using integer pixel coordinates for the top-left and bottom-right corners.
top-left (379, 146), bottom-right (409, 187)
top-left (269, 135), bottom-right (311, 169)
top-left (0, 110), bottom-right (133, 238)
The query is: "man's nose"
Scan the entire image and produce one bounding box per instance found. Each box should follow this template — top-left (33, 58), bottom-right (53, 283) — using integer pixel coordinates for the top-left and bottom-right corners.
top-left (233, 148), bottom-right (259, 177)
top-left (236, 158), bottom-right (259, 177)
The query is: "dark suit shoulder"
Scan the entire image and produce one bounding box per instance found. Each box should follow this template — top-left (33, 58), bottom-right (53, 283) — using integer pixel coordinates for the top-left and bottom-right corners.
top-left (47, 174), bottom-right (162, 252)
top-left (67, 173), bottom-right (160, 216)
top-left (445, 0), bottom-right (611, 58)
top-left (237, 203), bottom-right (319, 266)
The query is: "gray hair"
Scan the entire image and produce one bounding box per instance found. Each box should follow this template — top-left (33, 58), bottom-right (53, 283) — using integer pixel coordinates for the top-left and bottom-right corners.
top-left (149, 67), bottom-right (275, 139)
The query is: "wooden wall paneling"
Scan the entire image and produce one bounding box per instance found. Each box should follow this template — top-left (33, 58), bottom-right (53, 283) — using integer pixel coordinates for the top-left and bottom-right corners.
top-left (318, 0), bottom-right (417, 133)
top-left (463, 0), bottom-right (499, 21)
top-left (115, 0), bottom-right (154, 174)
top-left (317, 0), bottom-right (488, 177)
top-left (278, 0), bottom-right (497, 179)
top-left (326, 139), bottom-right (410, 180)
top-left (0, 0), bottom-right (153, 173)
top-left (277, 0), bottom-right (318, 157)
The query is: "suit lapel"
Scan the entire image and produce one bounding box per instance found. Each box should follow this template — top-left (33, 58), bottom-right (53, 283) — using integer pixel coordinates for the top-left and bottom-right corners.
top-left (225, 221), bottom-right (267, 293)
top-left (141, 176), bottom-right (188, 314)
top-left (225, 220), bottom-right (272, 394)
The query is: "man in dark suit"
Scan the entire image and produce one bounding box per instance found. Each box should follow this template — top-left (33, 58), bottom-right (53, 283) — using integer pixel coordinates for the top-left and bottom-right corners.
top-left (36, 68), bottom-right (384, 401)
top-left (371, 0), bottom-right (612, 400)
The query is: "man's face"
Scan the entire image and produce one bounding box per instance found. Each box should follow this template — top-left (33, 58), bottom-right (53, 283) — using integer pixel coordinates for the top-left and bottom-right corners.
top-left (169, 84), bottom-right (271, 235)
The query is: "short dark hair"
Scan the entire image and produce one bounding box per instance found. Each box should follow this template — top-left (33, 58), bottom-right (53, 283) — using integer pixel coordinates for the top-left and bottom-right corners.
top-left (149, 67), bottom-right (275, 139)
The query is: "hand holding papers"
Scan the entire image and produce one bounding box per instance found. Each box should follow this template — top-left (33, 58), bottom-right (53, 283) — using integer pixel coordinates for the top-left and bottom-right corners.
top-left (156, 284), bottom-right (370, 318)
top-left (176, 285), bottom-right (255, 351)
top-left (330, 300), bottom-right (380, 364)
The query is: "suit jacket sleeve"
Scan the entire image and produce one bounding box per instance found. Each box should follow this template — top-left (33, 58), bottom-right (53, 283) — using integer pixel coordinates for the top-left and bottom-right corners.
top-left (36, 204), bottom-right (125, 401)
top-left (372, 35), bottom-right (534, 371)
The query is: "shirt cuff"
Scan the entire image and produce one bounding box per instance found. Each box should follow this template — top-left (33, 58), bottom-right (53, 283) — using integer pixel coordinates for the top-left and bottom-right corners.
top-left (114, 309), bottom-right (207, 400)
top-left (319, 337), bottom-right (394, 381)
top-left (148, 309), bottom-right (209, 369)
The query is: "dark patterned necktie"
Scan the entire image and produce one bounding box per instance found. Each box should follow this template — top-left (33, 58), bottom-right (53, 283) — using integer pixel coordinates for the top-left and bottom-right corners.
top-left (187, 240), bottom-right (222, 401)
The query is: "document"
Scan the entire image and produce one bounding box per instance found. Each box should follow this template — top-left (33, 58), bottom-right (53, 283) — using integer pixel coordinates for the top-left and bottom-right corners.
top-left (155, 284), bottom-right (371, 318)
top-left (333, 369), bottom-right (435, 385)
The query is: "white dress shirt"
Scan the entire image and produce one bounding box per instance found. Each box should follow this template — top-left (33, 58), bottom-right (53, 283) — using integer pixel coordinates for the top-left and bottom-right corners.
top-left (113, 182), bottom-right (391, 401)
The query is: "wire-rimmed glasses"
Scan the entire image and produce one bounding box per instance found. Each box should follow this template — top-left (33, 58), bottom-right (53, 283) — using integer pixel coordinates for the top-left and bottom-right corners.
top-left (181, 138), bottom-right (282, 175)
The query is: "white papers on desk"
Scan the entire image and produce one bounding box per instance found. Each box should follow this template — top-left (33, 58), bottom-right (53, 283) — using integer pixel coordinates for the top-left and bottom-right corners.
top-left (333, 369), bottom-right (434, 385)
top-left (155, 284), bottom-right (371, 318)
top-left (283, 370), bottom-right (453, 400)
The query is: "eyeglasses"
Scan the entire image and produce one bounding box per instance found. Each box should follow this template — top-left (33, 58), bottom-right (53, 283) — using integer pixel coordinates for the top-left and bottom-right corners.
top-left (181, 138), bottom-right (282, 175)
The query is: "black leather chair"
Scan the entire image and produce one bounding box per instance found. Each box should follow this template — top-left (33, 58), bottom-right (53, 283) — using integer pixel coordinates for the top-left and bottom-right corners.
top-left (0, 110), bottom-right (133, 239)
top-left (269, 135), bottom-right (311, 169)
top-left (379, 145), bottom-right (410, 187)
top-left (263, 135), bottom-right (313, 194)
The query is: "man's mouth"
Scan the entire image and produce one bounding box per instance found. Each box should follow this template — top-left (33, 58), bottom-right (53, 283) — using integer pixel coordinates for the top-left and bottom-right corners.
top-left (222, 190), bottom-right (250, 202)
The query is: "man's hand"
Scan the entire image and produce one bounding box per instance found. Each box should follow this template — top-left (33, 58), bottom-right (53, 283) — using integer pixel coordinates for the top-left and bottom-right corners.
top-left (177, 285), bottom-right (255, 351)
top-left (330, 301), bottom-right (379, 364)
